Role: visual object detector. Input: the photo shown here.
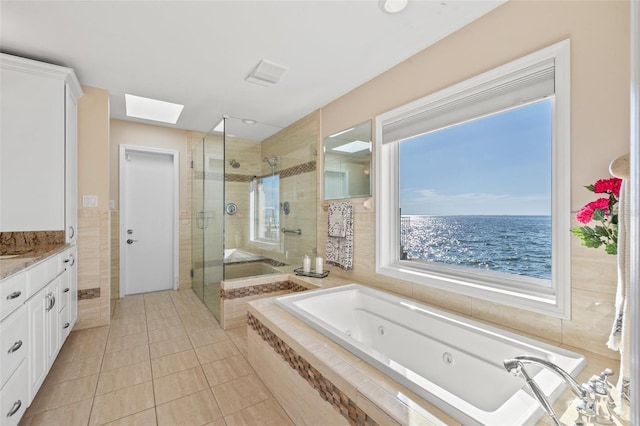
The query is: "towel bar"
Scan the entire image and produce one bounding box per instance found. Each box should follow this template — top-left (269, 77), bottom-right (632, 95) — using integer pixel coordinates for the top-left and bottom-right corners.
top-left (281, 227), bottom-right (302, 235)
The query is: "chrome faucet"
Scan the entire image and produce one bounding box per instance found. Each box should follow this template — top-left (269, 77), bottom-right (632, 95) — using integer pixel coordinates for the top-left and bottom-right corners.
top-left (503, 355), bottom-right (615, 426)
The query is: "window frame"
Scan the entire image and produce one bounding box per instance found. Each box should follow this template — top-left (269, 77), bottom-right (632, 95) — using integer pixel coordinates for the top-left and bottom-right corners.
top-left (375, 40), bottom-right (571, 318)
top-left (249, 175), bottom-right (280, 246)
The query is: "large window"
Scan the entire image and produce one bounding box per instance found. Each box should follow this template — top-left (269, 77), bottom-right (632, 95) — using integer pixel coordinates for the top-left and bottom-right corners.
top-left (376, 40), bottom-right (571, 317)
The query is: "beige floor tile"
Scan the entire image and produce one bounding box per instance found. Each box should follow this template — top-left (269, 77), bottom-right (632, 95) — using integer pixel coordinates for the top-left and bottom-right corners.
top-left (201, 354), bottom-right (254, 387)
top-left (153, 366), bottom-right (209, 405)
top-left (181, 315), bottom-right (219, 332)
top-left (45, 355), bottom-right (102, 385)
top-left (195, 340), bottom-right (239, 365)
top-left (110, 313), bottom-right (146, 325)
top-left (56, 341), bottom-right (105, 364)
top-left (96, 360), bottom-right (152, 395)
top-left (109, 320), bottom-right (147, 338)
top-left (156, 389), bottom-right (222, 426)
top-left (149, 335), bottom-right (193, 359)
top-left (101, 345), bottom-right (150, 372)
top-left (223, 398), bottom-right (293, 426)
top-left (148, 324), bottom-right (187, 344)
top-left (211, 374), bottom-right (271, 416)
top-left (151, 348), bottom-right (200, 378)
top-left (19, 399), bottom-right (93, 426)
top-left (89, 381), bottom-right (155, 426)
top-left (231, 336), bottom-right (248, 357)
top-left (188, 327), bottom-right (229, 348)
top-left (105, 331), bottom-right (149, 353)
top-left (65, 326), bottom-right (110, 348)
top-left (101, 408), bottom-right (157, 426)
top-left (203, 420), bottom-right (226, 426)
top-left (147, 316), bottom-right (180, 332)
top-left (29, 374), bottom-right (99, 415)
top-left (225, 326), bottom-right (247, 339)
top-left (146, 308), bottom-right (179, 321)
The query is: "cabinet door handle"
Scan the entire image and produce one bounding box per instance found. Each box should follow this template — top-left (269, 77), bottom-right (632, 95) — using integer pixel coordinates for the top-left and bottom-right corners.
top-left (68, 226), bottom-right (75, 239)
top-left (8, 340), bottom-right (23, 354)
top-left (7, 400), bottom-right (22, 417)
top-left (64, 288), bottom-right (70, 293)
top-left (69, 254), bottom-right (75, 266)
top-left (50, 294), bottom-right (56, 310)
top-left (6, 291), bottom-right (21, 300)
top-left (63, 322), bottom-right (70, 329)
top-left (46, 293), bottom-right (55, 311)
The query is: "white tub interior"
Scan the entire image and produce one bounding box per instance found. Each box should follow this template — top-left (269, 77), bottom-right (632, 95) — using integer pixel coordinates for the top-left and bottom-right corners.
top-left (276, 284), bottom-right (586, 426)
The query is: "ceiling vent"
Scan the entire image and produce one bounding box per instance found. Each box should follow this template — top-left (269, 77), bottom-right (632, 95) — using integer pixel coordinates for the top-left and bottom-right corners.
top-left (245, 60), bottom-right (288, 87)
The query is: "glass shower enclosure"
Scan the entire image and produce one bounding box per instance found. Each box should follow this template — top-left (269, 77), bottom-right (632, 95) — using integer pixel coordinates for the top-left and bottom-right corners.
top-left (191, 131), bottom-right (224, 321)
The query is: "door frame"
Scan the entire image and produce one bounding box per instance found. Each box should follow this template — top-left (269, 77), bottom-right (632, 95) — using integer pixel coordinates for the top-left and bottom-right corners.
top-left (119, 144), bottom-right (180, 298)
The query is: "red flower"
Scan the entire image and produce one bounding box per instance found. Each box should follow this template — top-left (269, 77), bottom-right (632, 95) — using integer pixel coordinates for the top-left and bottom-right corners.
top-left (593, 178), bottom-right (622, 198)
top-left (576, 197), bottom-right (611, 224)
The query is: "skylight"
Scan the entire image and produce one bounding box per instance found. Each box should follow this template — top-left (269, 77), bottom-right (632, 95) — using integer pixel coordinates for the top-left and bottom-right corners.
top-left (332, 140), bottom-right (371, 153)
top-left (125, 94), bottom-right (184, 124)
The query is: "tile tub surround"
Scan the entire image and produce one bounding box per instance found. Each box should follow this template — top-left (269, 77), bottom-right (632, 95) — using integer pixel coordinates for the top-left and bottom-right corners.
top-left (246, 288), bottom-right (629, 426)
top-left (219, 274), bottom-right (314, 330)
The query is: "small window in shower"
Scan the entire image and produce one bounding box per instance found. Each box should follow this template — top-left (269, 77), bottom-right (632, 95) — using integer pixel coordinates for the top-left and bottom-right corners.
top-left (250, 174), bottom-right (280, 244)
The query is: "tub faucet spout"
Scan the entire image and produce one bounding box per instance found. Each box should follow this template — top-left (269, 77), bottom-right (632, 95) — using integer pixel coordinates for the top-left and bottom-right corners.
top-left (504, 359), bottom-right (562, 426)
top-left (505, 356), bottom-right (616, 426)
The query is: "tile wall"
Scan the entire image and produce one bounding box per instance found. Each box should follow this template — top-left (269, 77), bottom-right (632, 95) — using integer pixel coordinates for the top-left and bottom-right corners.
top-left (76, 209), bottom-right (111, 329)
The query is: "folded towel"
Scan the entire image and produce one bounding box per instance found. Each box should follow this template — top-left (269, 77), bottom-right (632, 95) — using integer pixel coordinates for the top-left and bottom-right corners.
top-left (328, 216), bottom-right (347, 238)
top-left (326, 202), bottom-right (353, 271)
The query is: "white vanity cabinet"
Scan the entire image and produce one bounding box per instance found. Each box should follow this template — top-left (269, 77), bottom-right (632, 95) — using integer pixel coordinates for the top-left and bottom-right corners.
top-left (58, 247), bottom-right (78, 343)
top-left (0, 275), bottom-right (29, 426)
top-left (26, 257), bottom-right (63, 402)
top-left (0, 53), bottom-right (82, 239)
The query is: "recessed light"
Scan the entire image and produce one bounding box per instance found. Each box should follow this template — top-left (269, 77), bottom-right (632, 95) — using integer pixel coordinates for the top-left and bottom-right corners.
top-left (242, 119), bottom-right (257, 125)
top-left (332, 140), bottom-right (371, 153)
top-left (378, 0), bottom-right (408, 14)
top-left (125, 94), bottom-right (184, 124)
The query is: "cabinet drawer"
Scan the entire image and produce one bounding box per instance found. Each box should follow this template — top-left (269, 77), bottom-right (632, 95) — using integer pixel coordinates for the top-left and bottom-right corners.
top-left (0, 304), bottom-right (27, 388)
top-left (26, 256), bottom-right (58, 298)
top-left (59, 303), bottom-right (71, 344)
top-left (0, 360), bottom-right (28, 426)
top-left (0, 272), bottom-right (26, 322)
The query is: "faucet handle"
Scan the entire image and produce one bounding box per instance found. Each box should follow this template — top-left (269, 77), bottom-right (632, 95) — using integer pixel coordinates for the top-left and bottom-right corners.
top-left (599, 368), bottom-right (614, 387)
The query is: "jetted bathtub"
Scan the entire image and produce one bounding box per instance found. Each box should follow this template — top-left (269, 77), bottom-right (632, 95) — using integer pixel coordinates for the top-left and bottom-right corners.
top-left (275, 284), bottom-right (586, 426)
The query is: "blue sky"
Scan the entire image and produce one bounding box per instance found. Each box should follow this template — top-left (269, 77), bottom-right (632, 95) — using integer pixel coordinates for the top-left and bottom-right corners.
top-left (399, 99), bottom-right (552, 216)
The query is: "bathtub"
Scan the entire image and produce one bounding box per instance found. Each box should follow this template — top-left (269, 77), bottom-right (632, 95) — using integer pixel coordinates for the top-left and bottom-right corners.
top-left (275, 284), bottom-right (586, 426)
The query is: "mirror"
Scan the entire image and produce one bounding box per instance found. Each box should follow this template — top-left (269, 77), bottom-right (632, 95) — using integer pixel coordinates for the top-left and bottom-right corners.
top-left (323, 120), bottom-right (372, 200)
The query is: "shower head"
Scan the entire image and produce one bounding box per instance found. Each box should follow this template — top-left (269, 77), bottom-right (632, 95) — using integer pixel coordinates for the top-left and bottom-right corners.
top-left (263, 156), bottom-right (278, 168)
top-left (229, 159), bottom-right (240, 168)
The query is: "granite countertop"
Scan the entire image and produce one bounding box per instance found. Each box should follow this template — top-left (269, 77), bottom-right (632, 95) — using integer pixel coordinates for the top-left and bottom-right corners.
top-left (0, 243), bottom-right (70, 280)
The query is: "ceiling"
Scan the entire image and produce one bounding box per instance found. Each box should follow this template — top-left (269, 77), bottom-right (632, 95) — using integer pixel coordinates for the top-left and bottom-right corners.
top-left (0, 0), bottom-right (505, 141)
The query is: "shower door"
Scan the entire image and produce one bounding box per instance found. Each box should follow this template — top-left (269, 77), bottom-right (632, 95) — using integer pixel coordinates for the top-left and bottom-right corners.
top-left (191, 133), bottom-right (224, 321)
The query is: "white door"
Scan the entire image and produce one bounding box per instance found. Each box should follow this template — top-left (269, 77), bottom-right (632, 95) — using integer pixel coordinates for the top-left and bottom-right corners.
top-left (122, 149), bottom-right (176, 295)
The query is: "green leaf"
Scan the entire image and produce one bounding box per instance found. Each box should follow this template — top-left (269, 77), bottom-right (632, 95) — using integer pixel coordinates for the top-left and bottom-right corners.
top-left (605, 243), bottom-right (618, 255)
top-left (585, 184), bottom-right (595, 192)
top-left (592, 209), bottom-right (605, 221)
top-left (594, 226), bottom-right (610, 238)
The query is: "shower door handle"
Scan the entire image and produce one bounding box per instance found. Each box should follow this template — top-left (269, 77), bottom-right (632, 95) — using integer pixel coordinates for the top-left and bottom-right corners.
top-left (196, 211), bottom-right (208, 229)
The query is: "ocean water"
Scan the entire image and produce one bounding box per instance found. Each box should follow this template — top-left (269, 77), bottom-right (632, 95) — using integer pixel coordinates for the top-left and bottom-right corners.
top-left (400, 215), bottom-right (551, 280)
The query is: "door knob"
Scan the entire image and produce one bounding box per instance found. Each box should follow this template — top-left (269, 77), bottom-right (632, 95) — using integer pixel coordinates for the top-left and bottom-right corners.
top-left (126, 239), bottom-right (138, 244)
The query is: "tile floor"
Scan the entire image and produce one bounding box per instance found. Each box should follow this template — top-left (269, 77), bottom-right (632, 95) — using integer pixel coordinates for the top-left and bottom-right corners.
top-left (20, 289), bottom-right (294, 426)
